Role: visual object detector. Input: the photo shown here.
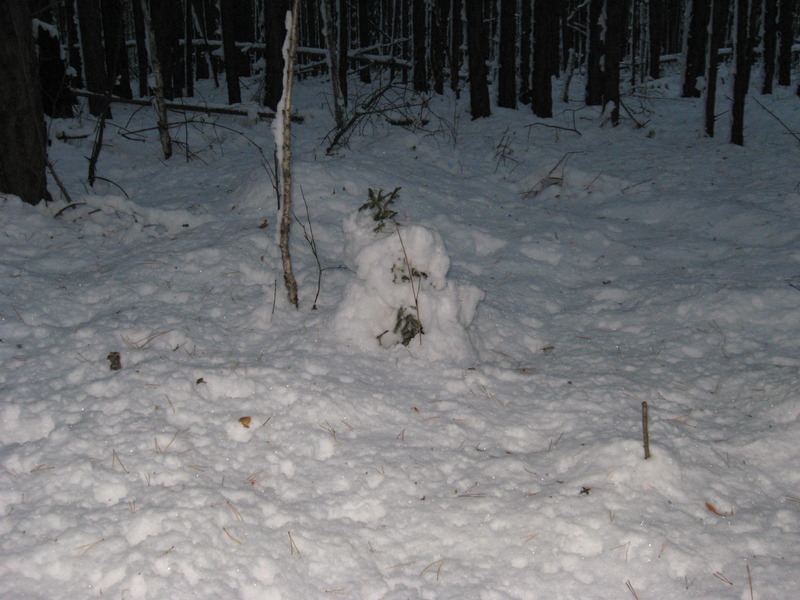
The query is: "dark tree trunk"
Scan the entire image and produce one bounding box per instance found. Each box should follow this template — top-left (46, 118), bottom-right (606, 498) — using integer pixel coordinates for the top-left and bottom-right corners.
top-left (519, 0), bottom-right (532, 104)
top-left (777, 0), bottom-right (794, 86)
top-left (220, 0), bottom-right (242, 103)
top-left (338, 0), bottom-right (349, 103)
top-left (413, 0), bottom-right (429, 92)
top-left (358, 0), bottom-right (372, 83)
top-left (185, 0), bottom-right (194, 97)
top-left (762, 0), bottom-right (777, 94)
top-left (34, 21), bottom-right (75, 117)
top-left (263, 0), bottom-right (291, 111)
top-left (101, 0), bottom-right (132, 98)
top-left (531, 0), bottom-right (557, 118)
top-left (132, 0), bottom-right (149, 96)
top-left (232, 0), bottom-right (254, 77)
top-left (76, 0), bottom-right (111, 116)
top-left (731, 0), bottom-right (759, 145)
top-left (497, 0), bottom-right (516, 108)
top-left (648, 0), bottom-right (663, 79)
top-left (705, 0), bottom-right (729, 136)
top-left (431, 0), bottom-right (448, 94)
top-left (0, 0), bottom-right (49, 205)
top-left (586, 0), bottom-right (603, 106)
top-left (152, 0), bottom-right (185, 99)
top-left (450, 0), bottom-right (463, 94)
top-left (683, 0), bottom-right (711, 97)
top-left (602, 0), bottom-right (625, 125)
top-left (465, 0), bottom-right (490, 118)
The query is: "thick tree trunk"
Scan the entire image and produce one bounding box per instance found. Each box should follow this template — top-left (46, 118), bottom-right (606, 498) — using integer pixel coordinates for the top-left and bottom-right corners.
top-left (358, 0), bottom-right (373, 83)
top-left (131, 0), bottom-right (149, 97)
top-left (185, 0), bottom-right (194, 97)
top-left (413, 0), bottom-right (429, 92)
top-left (465, 0), bottom-right (490, 118)
top-left (777, 0), bottom-right (794, 86)
top-left (497, 0), bottom-right (516, 108)
top-left (586, 0), bottom-right (603, 106)
top-left (704, 0), bottom-right (728, 136)
top-left (263, 0), bottom-right (291, 111)
top-left (683, 0), bottom-right (711, 98)
top-left (602, 0), bottom-right (624, 125)
top-left (762, 0), bottom-right (777, 94)
top-left (531, 0), bottom-right (556, 118)
top-left (430, 0), bottom-right (448, 94)
top-left (450, 0), bottom-right (462, 95)
top-left (519, 0), bottom-right (532, 104)
top-left (34, 21), bottom-right (75, 117)
top-left (152, 0), bottom-right (185, 99)
top-left (0, 0), bottom-right (49, 205)
top-left (101, 0), bottom-right (132, 98)
top-left (648, 0), bottom-right (664, 79)
top-left (75, 0), bottom-right (111, 116)
top-left (220, 0), bottom-right (242, 103)
top-left (338, 0), bottom-right (349, 104)
top-left (731, 0), bottom-right (758, 145)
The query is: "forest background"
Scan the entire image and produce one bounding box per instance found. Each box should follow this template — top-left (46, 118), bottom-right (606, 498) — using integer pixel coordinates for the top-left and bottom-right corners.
top-left (2, 0), bottom-right (800, 210)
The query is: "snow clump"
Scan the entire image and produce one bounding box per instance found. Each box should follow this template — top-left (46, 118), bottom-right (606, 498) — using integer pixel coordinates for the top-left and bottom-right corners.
top-left (332, 204), bottom-right (483, 365)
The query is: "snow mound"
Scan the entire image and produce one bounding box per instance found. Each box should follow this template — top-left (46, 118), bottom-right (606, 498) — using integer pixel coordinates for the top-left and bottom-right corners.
top-left (333, 209), bottom-right (483, 365)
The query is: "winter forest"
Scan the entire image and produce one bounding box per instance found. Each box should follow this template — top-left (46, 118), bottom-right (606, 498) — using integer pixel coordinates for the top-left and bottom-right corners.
top-left (2, 0), bottom-right (800, 599)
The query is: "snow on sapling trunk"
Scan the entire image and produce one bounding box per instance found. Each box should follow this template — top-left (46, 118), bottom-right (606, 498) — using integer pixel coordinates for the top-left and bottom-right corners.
top-left (333, 188), bottom-right (484, 365)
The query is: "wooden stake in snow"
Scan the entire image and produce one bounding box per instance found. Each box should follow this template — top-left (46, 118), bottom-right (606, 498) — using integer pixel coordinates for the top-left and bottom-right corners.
top-left (642, 401), bottom-right (651, 459)
top-left (140, 0), bottom-right (172, 160)
top-left (274, 0), bottom-right (301, 308)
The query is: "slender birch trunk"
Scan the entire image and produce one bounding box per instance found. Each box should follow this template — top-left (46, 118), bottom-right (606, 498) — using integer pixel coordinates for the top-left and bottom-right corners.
top-left (140, 0), bottom-right (172, 159)
top-left (275, 0), bottom-right (301, 308)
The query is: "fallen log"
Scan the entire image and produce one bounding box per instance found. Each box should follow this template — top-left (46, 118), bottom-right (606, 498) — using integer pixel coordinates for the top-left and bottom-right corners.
top-left (71, 89), bottom-right (304, 122)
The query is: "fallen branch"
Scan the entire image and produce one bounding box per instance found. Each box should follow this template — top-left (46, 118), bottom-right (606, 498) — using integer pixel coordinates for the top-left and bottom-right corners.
top-left (71, 90), bottom-right (303, 122)
top-left (751, 95), bottom-right (800, 144)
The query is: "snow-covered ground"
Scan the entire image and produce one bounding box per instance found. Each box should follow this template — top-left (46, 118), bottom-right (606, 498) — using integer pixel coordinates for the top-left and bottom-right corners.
top-left (2, 74), bottom-right (799, 599)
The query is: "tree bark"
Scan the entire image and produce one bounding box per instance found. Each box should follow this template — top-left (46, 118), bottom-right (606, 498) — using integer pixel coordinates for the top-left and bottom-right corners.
top-left (140, 0), bottom-right (173, 159)
top-left (337, 0), bottom-right (350, 103)
top-left (648, 0), bottom-right (664, 79)
top-left (731, 0), bottom-right (758, 145)
top-left (762, 0), bottom-right (777, 94)
top-left (683, 0), bottom-right (711, 98)
top-left (320, 0), bottom-right (346, 129)
top-left (531, 0), bottom-right (557, 118)
top-left (151, 0), bottom-right (185, 99)
top-left (450, 0), bottom-right (463, 95)
top-left (519, 0), bottom-right (532, 104)
top-left (276, 0), bottom-right (302, 309)
top-left (602, 0), bottom-right (624, 125)
top-left (263, 0), bottom-right (291, 111)
top-left (465, 0), bottom-right (490, 118)
top-left (704, 0), bottom-right (728, 136)
top-left (497, 0), bottom-right (516, 108)
top-left (777, 0), bottom-right (794, 86)
top-left (34, 21), bottom-right (75, 117)
top-left (430, 0), bottom-right (447, 93)
top-left (131, 0), bottom-right (149, 97)
top-left (358, 0), bottom-right (373, 83)
top-left (220, 0), bottom-right (242, 103)
top-left (185, 0), bottom-right (194, 97)
top-left (101, 0), bottom-right (132, 98)
top-left (0, 0), bottom-right (49, 205)
top-left (75, 0), bottom-right (111, 116)
top-left (586, 0), bottom-right (603, 106)
top-left (413, 0), bottom-right (429, 92)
